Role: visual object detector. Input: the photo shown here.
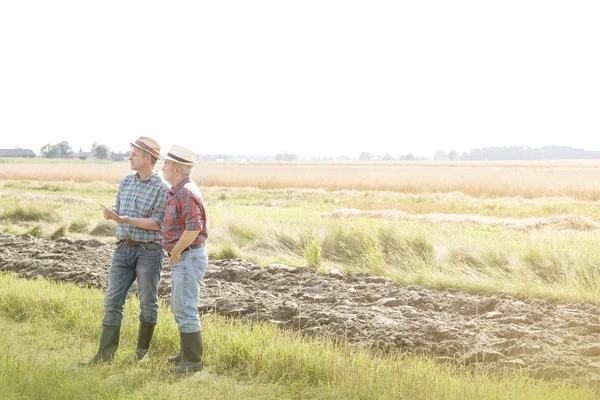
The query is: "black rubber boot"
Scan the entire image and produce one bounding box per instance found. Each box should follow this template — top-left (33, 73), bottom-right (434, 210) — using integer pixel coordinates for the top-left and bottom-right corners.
top-left (167, 350), bottom-right (182, 365)
top-left (172, 331), bottom-right (203, 374)
top-left (136, 321), bottom-right (156, 361)
top-left (80, 325), bottom-right (121, 366)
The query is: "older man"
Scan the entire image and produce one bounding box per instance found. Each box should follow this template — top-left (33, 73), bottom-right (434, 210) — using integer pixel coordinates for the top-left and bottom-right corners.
top-left (161, 144), bottom-right (209, 373)
top-left (82, 136), bottom-right (169, 365)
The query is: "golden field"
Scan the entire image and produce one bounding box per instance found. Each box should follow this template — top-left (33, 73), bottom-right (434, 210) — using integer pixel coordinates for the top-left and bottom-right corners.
top-left (3, 160), bottom-right (600, 199)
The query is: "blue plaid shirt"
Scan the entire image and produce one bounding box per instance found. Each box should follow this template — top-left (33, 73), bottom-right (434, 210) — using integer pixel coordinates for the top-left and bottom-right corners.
top-left (114, 172), bottom-right (169, 243)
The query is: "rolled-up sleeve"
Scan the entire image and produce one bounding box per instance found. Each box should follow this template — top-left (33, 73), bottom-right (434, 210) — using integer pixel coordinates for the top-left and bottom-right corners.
top-left (151, 187), bottom-right (169, 226)
top-left (180, 192), bottom-right (203, 231)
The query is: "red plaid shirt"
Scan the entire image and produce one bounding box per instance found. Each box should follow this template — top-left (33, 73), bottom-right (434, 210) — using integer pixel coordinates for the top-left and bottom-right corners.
top-left (162, 177), bottom-right (208, 252)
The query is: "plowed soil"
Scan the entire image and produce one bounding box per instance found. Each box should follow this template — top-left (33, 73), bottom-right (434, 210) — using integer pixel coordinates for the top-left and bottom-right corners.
top-left (2, 232), bottom-right (600, 387)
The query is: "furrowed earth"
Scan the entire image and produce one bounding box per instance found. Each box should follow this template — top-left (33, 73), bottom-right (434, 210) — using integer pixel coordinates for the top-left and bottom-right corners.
top-left (2, 232), bottom-right (600, 387)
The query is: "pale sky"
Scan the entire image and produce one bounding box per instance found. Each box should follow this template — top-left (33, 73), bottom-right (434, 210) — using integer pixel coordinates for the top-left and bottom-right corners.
top-left (1, 1), bottom-right (599, 158)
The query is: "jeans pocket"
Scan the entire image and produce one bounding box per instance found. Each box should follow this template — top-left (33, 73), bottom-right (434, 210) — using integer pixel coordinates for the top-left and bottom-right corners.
top-left (142, 242), bottom-right (162, 253)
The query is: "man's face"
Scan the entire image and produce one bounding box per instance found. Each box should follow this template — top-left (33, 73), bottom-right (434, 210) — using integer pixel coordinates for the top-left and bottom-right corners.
top-left (129, 146), bottom-right (146, 171)
top-left (162, 159), bottom-right (177, 184)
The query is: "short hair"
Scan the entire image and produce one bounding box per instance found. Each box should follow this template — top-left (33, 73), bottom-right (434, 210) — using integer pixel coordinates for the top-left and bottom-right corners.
top-left (179, 164), bottom-right (194, 177)
top-left (141, 151), bottom-right (158, 166)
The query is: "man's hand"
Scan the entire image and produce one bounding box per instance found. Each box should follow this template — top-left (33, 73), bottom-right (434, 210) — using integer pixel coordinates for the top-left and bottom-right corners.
top-left (169, 249), bottom-right (182, 264)
top-left (168, 230), bottom-right (201, 265)
top-left (103, 209), bottom-right (129, 224)
top-left (103, 208), bottom-right (116, 220)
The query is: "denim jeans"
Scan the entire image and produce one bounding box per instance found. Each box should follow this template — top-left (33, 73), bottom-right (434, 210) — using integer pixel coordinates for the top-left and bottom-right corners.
top-left (170, 244), bottom-right (208, 333)
top-left (102, 242), bottom-right (163, 326)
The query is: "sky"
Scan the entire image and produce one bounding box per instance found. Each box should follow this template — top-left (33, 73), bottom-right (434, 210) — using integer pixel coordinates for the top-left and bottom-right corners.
top-left (1, 1), bottom-right (599, 158)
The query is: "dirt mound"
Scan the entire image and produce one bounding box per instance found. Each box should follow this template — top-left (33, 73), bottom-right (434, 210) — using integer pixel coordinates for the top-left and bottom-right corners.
top-left (323, 208), bottom-right (600, 231)
top-left (2, 232), bottom-right (600, 386)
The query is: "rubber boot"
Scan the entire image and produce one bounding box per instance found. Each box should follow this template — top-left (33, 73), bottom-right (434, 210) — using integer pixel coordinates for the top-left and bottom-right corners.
top-left (167, 349), bottom-right (182, 365)
top-left (167, 332), bottom-right (182, 364)
top-left (136, 321), bottom-right (156, 361)
top-left (80, 325), bottom-right (121, 366)
top-left (172, 331), bottom-right (203, 374)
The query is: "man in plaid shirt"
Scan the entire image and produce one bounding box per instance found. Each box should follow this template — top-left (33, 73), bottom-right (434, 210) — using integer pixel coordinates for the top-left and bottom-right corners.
top-left (161, 144), bottom-right (209, 374)
top-left (82, 136), bottom-right (169, 365)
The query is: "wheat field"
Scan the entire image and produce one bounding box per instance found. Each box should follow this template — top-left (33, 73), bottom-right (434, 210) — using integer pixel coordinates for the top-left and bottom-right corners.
top-left (3, 160), bottom-right (600, 199)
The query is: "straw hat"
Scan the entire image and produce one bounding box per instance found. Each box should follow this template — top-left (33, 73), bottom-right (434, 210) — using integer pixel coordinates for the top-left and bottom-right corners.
top-left (164, 144), bottom-right (196, 166)
top-left (130, 136), bottom-right (161, 160)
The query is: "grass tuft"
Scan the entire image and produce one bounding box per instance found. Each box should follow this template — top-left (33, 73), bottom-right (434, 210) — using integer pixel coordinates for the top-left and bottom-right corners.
top-left (1, 202), bottom-right (55, 223)
top-left (227, 221), bottom-right (258, 246)
top-left (26, 225), bottom-right (44, 238)
top-left (321, 226), bottom-right (364, 262)
top-left (274, 230), bottom-right (303, 254)
top-left (50, 225), bottom-right (68, 240)
top-left (90, 221), bottom-right (116, 236)
top-left (210, 242), bottom-right (241, 259)
top-left (303, 232), bottom-right (322, 268)
top-left (522, 248), bottom-right (565, 283)
top-left (69, 219), bottom-right (89, 233)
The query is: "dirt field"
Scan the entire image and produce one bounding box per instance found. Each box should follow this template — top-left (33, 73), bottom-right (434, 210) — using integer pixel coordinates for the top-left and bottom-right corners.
top-left (2, 232), bottom-right (600, 387)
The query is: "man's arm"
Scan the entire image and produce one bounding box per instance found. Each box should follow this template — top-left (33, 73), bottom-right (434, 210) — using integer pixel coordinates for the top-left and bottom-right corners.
top-left (169, 230), bottom-right (200, 263)
top-left (118, 215), bottom-right (160, 231)
top-left (103, 211), bottom-right (160, 230)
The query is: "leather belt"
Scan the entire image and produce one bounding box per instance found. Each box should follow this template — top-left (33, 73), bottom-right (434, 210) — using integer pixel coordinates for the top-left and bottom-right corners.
top-left (168, 243), bottom-right (202, 257)
top-left (120, 239), bottom-right (147, 247)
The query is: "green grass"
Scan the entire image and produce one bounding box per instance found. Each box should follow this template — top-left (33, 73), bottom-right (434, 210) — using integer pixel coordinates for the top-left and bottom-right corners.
top-left (209, 242), bottom-right (241, 259)
top-left (69, 219), bottom-right (90, 233)
top-left (90, 221), bottom-right (116, 237)
top-left (50, 225), bottom-right (68, 240)
top-left (26, 224), bottom-right (45, 238)
top-left (0, 274), bottom-right (595, 399)
top-left (304, 232), bottom-right (322, 268)
top-left (1, 201), bottom-right (56, 223)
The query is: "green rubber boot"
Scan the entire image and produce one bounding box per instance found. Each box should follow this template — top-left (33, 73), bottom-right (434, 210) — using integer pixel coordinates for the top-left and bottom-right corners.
top-left (80, 325), bottom-right (121, 366)
top-left (136, 321), bottom-right (156, 361)
top-left (172, 331), bottom-right (203, 374)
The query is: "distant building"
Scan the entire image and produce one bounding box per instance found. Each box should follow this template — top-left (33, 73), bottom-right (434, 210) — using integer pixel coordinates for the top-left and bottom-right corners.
top-left (275, 153), bottom-right (298, 161)
top-left (72, 151), bottom-right (95, 160)
top-left (110, 152), bottom-right (129, 161)
top-left (0, 148), bottom-right (36, 158)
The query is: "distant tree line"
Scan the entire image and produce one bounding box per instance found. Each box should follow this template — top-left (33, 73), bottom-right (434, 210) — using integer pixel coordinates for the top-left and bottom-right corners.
top-left (40, 141), bottom-right (111, 159)
top-left (358, 152), bottom-right (424, 161)
top-left (40, 141), bottom-right (72, 158)
top-left (276, 152), bottom-right (298, 161)
top-left (355, 146), bottom-right (600, 161)
top-left (433, 146), bottom-right (600, 161)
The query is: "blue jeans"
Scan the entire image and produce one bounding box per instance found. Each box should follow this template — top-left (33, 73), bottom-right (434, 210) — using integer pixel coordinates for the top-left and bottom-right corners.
top-left (170, 245), bottom-right (208, 333)
top-left (102, 242), bottom-right (163, 326)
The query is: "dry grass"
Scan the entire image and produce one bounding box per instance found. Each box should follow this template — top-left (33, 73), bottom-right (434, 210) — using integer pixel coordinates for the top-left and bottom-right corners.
top-left (4, 161), bottom-right (600, 199)
top-left (323, 209), bottom-right (600, 231)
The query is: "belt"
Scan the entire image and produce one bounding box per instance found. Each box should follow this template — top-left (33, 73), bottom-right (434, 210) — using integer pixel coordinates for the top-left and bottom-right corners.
top-left (168, 243), bottom-right (202, 257)
top-left (120, 239), bottom-right (147, 247)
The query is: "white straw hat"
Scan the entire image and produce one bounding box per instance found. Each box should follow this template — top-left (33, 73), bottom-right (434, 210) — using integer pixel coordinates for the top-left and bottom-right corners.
top-left (164, 144), bottom-right (196, 166)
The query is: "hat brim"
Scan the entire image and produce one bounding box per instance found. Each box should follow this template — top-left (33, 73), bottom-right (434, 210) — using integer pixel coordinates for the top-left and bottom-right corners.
top-left (130, 142), bottom-right (161, 160)
top-left (164, 154), bottom-right (195, 166)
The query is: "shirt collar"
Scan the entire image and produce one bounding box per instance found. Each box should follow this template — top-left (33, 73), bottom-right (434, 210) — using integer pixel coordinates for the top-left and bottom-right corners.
top-left (135, 171), bottom-right (157, 183)
top-left (170, 176), bottom-right (191, 194)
